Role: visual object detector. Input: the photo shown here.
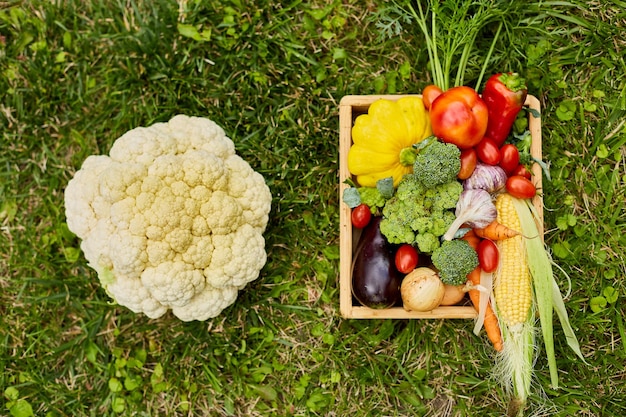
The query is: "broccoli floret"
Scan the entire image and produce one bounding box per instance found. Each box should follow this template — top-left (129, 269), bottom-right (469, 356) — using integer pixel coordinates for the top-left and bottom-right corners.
top-left (424, 181), bottom-right (463, 212)
top-left (430, 211), bottom-right (456, 236)
top-left (379, 217), bottom-right (417, 245)
top-left (431, 239), bottom-right (479, 285)
top-left (394, 173), bottom-right (425, 201)
top-left (380, 181), bottom-right (429, 245)
top-left (357, 186), bottom-right (387, 213)
top-left (414, 233), bottom-right (440, 254)
top-left (413, 140), bottom-right (461, 188)
top-left (379, 174), bottom-right (462, 253)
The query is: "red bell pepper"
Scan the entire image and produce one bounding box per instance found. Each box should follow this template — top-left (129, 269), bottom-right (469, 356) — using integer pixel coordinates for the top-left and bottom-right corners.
top-left (482, 72), bottom-right (528, 147)
top-left (429, 86), bottom-right (488, 149)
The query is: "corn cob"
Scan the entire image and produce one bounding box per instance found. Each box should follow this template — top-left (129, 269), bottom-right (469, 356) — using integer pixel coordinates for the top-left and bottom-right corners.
top-left (492, 193), bottom-right (535, 417)
top-left (493, 193), bottom-right (532, 326)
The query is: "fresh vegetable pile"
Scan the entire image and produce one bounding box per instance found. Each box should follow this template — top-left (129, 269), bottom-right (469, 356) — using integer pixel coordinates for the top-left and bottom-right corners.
top-left (343, 75), bottom-right (538, 310)
top-left (343, 74), bottom-right (537, 309)
top-left (342, 81), bottom-right (585, 416)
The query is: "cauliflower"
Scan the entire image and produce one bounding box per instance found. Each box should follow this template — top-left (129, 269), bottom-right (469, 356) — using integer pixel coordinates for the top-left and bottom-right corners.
top-left (64, 115), bottom-right (272, 321)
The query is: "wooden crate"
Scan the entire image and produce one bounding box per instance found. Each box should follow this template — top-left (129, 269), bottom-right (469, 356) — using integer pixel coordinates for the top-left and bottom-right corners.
top-left (339, 94), bottom-right (543, 319)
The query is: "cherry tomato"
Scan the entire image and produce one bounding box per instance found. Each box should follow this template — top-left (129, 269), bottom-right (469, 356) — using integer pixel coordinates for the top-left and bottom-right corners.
top-left (506, 175), bottom-right (536, 199)
top-left (422, 85), bottom-right (443, 110)
top-left (477, 239), bottom-right (499, 273)
top-left (511, 164), bottom-right (532, 179)
top-left (458, 148), bottom-right (478, 180)
top-left (351, 204), bottom-right (372, 229)
top-left (475, 137), bottom-right (501, 165)
top-left (499, 144), bottom-right (520, 174)
top-left (395, 244), bottom-right (419, 274)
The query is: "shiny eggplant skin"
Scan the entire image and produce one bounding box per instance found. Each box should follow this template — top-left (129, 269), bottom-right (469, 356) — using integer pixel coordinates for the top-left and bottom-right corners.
top-left (351, 216), bottom-right (402, 308)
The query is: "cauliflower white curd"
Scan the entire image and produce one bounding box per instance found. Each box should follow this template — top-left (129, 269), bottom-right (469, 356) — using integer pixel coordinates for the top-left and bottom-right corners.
top-left (65, 115), bottom-right (272, 321)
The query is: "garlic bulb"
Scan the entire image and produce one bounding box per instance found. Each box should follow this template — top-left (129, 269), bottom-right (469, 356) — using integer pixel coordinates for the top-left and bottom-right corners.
top-left (463, 162), bottom-right (507, 194)
top-left (442, 189), bottom-right (497, 241)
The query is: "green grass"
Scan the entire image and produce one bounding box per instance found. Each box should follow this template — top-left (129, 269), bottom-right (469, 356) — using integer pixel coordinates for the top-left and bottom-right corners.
top-left (1, 0), bottom-right (625, 416)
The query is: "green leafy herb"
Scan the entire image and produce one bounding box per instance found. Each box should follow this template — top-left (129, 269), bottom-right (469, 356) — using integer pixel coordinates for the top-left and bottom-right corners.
top-left (379, 0), bottom-right (510, 90)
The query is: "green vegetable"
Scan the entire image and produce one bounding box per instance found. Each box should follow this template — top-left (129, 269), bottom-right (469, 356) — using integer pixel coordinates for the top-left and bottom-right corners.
top-left (357, 186), bottom-right (388, 214)
top-left (431, 239), bottom-right (479, 285)
top-left (343, 177), bottom-right (394, 214)
top-left (379, 174), bottom-right (461, 253)
top-left (412, 139), bottom-right (461, 188)
top-left (414, 233), bottom-right (442, 255)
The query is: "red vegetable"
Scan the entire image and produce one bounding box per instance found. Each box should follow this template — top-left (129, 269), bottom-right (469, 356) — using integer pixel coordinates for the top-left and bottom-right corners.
top-left (429, 86), bottom-right (489, 149)
top-left (351, 204), bottom-right (372, 229)
top-left (475, 137), bottom-right (501, 165)
top-left (499, 143), bottom-right (521, 174)
top-left (506, 175), bottom-right (536, 199)
top-left (395, 244), bottom-right (419, 274)
top-left (477, 239), bottom-right (499, 273)
top-left (482, 72), bottom-right (528, 147)
top-left (458, 148), bottom-right (478, 180)
top-left (511, 164), bottom-right (532, 179)
top-left (422, 85), bottom-right (443, 110)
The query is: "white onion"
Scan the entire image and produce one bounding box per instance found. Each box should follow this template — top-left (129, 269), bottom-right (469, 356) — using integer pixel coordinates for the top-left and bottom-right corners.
top-left (440, 284), bottom-right (468, 306)
top-left (401, 267), bottom-right (445, 312)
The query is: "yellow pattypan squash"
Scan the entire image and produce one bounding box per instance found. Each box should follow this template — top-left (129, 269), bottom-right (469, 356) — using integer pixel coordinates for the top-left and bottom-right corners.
top-left (348, 97), bottom-right (432, 187)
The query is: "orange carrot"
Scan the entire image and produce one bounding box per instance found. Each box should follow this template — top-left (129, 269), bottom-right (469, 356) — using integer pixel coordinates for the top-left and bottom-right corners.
top-left (467, 267), bottom-right (503, 352)
top-left (474, 220), bottom-right (520, 241)
top-left (461, 229), bottom-right (481, 250)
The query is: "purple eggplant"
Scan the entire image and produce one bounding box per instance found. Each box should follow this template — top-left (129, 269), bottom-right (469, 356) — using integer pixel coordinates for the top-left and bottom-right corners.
top-left (351, 217), bottom-right (402, 309)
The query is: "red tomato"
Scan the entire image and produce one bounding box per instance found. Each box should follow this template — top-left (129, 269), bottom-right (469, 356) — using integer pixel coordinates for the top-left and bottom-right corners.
top-left (458, 148), bottom-right (478, 180)
top-left (499, 144), bottom-right (520, 174)
top-left (475, 137), bottom-right (501, 165)
top-left (506, 175), bottom-right (536, 199)
top-left (429, 86), bottom-right (489, 149)
top-left (477, 239), bottom-right (499, 273)
top-left (422, 85), bottom-right (443, 110)
top-left (511, 164), bottom-right (532, 179)
top-left (395, 244), bottom-right (419, 274)
top-left (351, 204), bottom-right (372, 229)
